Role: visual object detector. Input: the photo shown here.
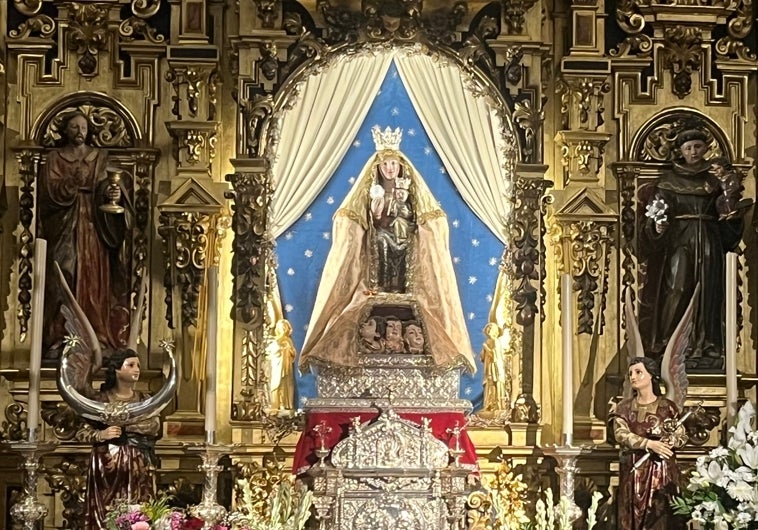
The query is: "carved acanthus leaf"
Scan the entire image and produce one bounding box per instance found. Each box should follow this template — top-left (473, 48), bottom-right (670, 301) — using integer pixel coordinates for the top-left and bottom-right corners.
top-left (659, 26), bottom-right (703, 99)
top-left (513, 98), bottom-right (544, 163)
top-left (66, 2), bottom-right (110, 77)
top-left (566, 220), bottom-right (614, 334)
top-left (502, 0), bottom-right (538, 34)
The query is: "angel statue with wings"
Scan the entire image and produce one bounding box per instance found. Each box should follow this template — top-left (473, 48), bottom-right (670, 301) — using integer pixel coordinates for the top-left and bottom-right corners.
top-left (54, 263), bottom-right (177, 530)
top-left (610, 286), bottom-right (700, 530)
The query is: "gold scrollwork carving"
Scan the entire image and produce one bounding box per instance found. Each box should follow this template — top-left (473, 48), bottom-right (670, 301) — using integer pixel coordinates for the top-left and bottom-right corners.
top-left (131, 0), bottom-right (161, 18)
top-left (2, 402), bottom-right (28, 441)
top-left (660, 26), bottom-right (703, 99)
top-left (43, 459), bottom-right (87, 527)
top-left (501, 0), bottom-right (538, 34)
top-left (158, 211), bottom-right (216, 328)
top-left (240, 95), bottom-right (274, 157)
top-left (511, 177), bottom-right (552, 326)
top-left (43, 105), bottom-right (134, 148)
top-left (226, 170), bottom-right (271, 325)
top-left (254, 0), bottom-right (281, 29)
top-left (119, 17), bottom-right (166, 44)
top-left (15, 149), bottom-right (42, 342)
top-left (638, 115), bottom-right (723, 163)
top-left (133, 152), bottom-right (158, 293)
top-left (466, 490), bottom-right (493, 530)
top-left (66, 2), bottom-right (110, 77)
top-left (13, 0), bottom-right (43, 16)
top-left (565, 220), bottom-right (615, 335)
top-left (208, 70), bottom-right (219, 121)
top-left (459, 16), bottom-right (499, 84)
top-left (556, 132), bottom-right (611, 182)
top-left (41, 402), bottom-right (81, 441)
top-left (184, 130), bottom-right (207, 165)
top-left (715, 0), bottom-right (755, 60)
top-left (513, 99), bottom-right (544, 164)
top-left (259, 41), bottom-right (279, 81)
top-left (9, 14), bottom-right (56, 40)
top-left (555, 77), bottom-right (610, 131)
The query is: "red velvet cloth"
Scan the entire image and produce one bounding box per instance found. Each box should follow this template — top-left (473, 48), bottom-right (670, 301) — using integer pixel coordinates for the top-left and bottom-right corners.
top-left (293, 411), bottom-right (477, 473)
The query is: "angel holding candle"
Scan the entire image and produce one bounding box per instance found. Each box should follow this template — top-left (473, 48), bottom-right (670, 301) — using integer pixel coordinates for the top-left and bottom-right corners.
top-left (609, 288), bottom-right (698, 530)
top-left (54, 264), bottom-right (176, 530)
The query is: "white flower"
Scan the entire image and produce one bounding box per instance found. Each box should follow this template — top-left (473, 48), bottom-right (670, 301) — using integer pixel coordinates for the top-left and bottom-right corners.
top-left (705, 460), bottom-right (726, 483)
top-left (727, 480), bottom-right (757, 503)
top-left (370, 184), bottom-right (385, 200)
top-left (710, 447), bottom-right (730, 459)
top-left (738, 444), bottom-right (758, 470)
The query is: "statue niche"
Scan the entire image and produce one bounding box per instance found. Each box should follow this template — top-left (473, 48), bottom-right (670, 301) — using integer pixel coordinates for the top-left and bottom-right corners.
top-left (32, 99), bottom-right (153, 361)
top-left (633, 115), bottom-right (749, 372)
top-left (299, 125), bottom-right (476, 373)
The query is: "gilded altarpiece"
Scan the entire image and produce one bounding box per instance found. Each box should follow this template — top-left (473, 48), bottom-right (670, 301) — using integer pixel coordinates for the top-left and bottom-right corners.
top-left (0, 0), bottom-right (753, 528)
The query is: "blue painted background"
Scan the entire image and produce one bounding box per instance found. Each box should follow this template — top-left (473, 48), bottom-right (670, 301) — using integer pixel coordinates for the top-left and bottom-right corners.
top-left (275, 62), bottom-right (504, 410)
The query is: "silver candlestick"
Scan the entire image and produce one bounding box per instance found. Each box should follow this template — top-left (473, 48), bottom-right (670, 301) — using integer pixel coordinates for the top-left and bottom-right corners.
top-left (5, 440), bottom-right (57, 530)
top-left (186, 443), bottom-right (232, 530)
top-left (542, 443), bottom-right (591, 523)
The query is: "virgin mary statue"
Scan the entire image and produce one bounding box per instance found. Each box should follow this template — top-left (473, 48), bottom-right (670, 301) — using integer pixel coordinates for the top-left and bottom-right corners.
top-left (299, 125), bottom-right (476, 373)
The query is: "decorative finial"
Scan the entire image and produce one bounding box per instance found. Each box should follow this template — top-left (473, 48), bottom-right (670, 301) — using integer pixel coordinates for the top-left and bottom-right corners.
top-left (159, 338), bottom-right (175, 355)
top-left (372, 125), bottom-right (402, 151)
top-left (62, 334), bottom-right (82, 355)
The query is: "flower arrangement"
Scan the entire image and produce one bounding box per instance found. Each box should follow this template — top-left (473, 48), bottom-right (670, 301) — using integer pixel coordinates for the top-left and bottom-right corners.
top-left (105, 458), bottom-right (313, 530)
top-left (672, 401), bottom-right (758, 529)
top-left (228, 460), bottom-right (312, 530)
top-left (105, 494), bottom-right (194, 530)
top-left (483, 458), bottom-right (602, 530)
top-left (484, 458), bottom-right (531, 529)
top-left (533, 488), bottom-right (602, 530)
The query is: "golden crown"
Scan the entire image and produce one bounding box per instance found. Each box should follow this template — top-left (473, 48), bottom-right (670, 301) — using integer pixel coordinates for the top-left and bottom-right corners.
top-left (372, 125), bottom-right (402, 151)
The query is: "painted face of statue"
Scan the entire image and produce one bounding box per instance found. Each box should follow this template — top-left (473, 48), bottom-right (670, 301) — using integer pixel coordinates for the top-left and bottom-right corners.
top-left (360, 318), bottom-right (378, 341)
top-left (628, 362), bottom-right (651, 392)
top-left (385, 319), bottom-right (402, 342)
top-left (116, 356), bottom-right (141, 385)
top-left (379, 158), bottom-right (400, 181)
top-left (404, 324), bottom-right (424, 353)
top-left (680, 139), bottom-right (707, 165)
top-left (65, 115), bottom-right (89, 147)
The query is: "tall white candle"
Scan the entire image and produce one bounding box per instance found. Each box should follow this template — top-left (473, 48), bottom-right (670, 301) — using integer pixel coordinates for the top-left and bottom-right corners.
top-left (29, 238), bottom-right (47, 442)
top-left (561, 273), bottom-right (574, 446)
top-left (205, 265), bottom-right (218, 444)
top-left (725, 252), bottom-right (738, 428)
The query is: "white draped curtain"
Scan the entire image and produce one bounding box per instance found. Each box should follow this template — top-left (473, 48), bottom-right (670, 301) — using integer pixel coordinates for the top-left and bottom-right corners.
top-left (269, 49), bottom-right (515, 242)
top-left (269, 54), bottom-right (393, 238)
top-left (394, 51), bottom-right (513, 244)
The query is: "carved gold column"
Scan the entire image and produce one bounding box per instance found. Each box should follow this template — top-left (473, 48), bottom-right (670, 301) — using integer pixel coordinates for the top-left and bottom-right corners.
top-left (226, 159), bottom-right (271, 424)
top-left (160, 0), bottom-right (227, 437)
top-left (552, 0), bottom-right (616, 443)
top-left (479, 0), bottom-right (551, 444)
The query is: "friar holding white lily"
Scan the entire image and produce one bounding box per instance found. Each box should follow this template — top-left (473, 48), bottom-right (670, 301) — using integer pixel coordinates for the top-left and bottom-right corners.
top-left (610, 287), bottom-right (699, 530)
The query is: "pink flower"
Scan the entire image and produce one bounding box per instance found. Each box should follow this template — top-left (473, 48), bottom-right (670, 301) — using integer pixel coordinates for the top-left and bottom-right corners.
top-left (131, 522), bottom-right (150, 530)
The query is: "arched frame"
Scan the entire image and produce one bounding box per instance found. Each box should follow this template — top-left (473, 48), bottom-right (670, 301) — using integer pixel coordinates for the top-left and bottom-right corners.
top-left (228, 36), bottom-right (551, 424)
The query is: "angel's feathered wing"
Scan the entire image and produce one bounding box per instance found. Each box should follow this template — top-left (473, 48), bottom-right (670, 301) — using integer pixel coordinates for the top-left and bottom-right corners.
top-left (622, 288), bottom-right (645, 398)
top-left (661, 283), bottom-right (700, 410)
top-left (54, 261), bottom-right (102, 398)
